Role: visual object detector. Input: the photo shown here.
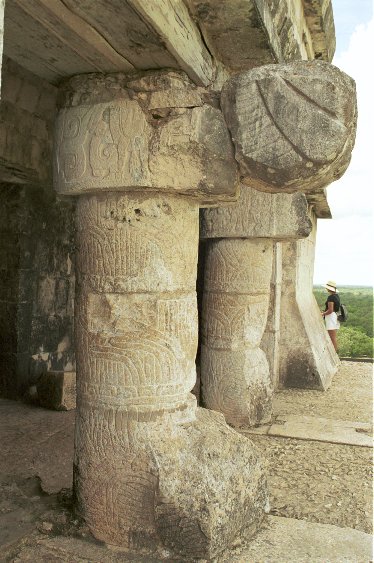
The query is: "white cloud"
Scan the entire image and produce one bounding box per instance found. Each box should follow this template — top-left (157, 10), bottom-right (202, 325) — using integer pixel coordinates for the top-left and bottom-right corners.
top-left (314, 4), bottom-right (374, 286)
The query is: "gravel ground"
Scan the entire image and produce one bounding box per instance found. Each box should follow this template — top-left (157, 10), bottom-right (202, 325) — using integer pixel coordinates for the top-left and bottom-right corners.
top-left (250, 435), bottom-right (372, 533)
top-left (250, 361), bottom-right (373, 534)
top-left (273, 361), bottom-right (373, 423)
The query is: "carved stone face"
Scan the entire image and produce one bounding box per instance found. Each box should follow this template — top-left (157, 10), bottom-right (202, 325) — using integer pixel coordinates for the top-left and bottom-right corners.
top-left (221, 60), bottom-right (357, 193)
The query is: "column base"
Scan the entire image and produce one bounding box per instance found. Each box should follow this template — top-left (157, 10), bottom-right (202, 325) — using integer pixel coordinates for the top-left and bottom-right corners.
top-left (74, 403), bottom-right (268, 559)
top-left (201, 346), bottom-right (273, 427)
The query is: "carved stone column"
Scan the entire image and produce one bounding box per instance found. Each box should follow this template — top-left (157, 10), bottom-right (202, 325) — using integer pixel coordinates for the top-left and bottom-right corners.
top-left (54, 71), bottom-right (267, 558)
top-left (201, 188), bottom-right (312, 426)
top-left (199, 61), bottom-right (357, 427)
top-left (261, 242), bottom-right (282, 390)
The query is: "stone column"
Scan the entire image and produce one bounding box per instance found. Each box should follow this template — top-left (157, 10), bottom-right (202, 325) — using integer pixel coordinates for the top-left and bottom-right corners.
top-left (201, 61), bottom-right (357, 426)
top-left (201, 188), bottom-right (312, 426)
top-left (53, 71), bottom-right (267, 559)
top-left (199, 61), bottom-right (357, 427)
top-left (279, 210), bottom-right (340, 389)
top-left (261, 242), bottom-right (282, 390)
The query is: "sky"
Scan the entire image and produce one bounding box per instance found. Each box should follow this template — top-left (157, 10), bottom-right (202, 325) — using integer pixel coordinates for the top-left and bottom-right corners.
top-left (313, 0), bottom-right (374, 287)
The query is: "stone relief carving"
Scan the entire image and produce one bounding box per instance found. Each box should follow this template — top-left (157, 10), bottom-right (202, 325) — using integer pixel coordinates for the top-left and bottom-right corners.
top-left (201, 239), bottom-right (273, 426)
top-left (221, 61), bottom-right (357, 193)
top-left (55, 100), bottom-right (151, 191)
top-left (54, 73), bottom-right (239, 202)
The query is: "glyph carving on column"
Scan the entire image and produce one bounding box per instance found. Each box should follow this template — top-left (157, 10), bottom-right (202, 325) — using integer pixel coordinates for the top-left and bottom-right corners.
top-left (201, 238), bottom-right (274, 426)
top-left (55, 71), bottom-right (239, 203)
top-left (54, 72), bottom-right (268, 559)
top-left (221, 61), bottom-right (357, 193)
top-left (201, 188), bottom-right (311, 426)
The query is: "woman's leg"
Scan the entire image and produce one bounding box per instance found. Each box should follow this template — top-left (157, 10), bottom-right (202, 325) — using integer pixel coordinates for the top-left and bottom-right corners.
top-left (328, 329), bottom-right (338, 351)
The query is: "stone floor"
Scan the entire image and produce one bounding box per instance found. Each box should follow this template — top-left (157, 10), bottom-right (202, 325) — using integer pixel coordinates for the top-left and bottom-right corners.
top-left (0, 361), bottom-right (372, 562)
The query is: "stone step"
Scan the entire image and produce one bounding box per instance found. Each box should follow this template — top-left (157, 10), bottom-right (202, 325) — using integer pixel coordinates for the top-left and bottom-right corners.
top-left (219, 515), bottom-right (373, 562)
top-left (240, 414), bottom-right (373, 447)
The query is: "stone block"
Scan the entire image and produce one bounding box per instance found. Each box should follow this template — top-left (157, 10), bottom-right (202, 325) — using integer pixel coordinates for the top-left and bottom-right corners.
top-left (201, 346), bottom-right (272, 427)
top-left (202, 292), bottom-right (269, 349)
top-left (201, 188), bottom-right (312, 239)
top-left (76, 193), bottom-right (199, 293)
top-left (221, 61), bottom-right (357, 193)
top-left (0, 353), bottom-right (18, 398)
top-left (203, 238), bottom-right (273, 294)
top-left (75, 406), bottom-right (268, 558)
top-left (279, 233), bottom-right (339, 390)
top-left (37, 370), bottom-right (76, 410)
top-left (17, 80), bottom-right (40, 114)
top-left (54, 72), bottom-right (239, 203)
top-left (36, 277), bottom-right (56, 316)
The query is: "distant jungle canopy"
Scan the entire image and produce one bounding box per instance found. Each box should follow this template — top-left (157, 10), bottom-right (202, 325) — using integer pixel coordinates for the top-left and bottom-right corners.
top-left (313, 286), bottom-right (373, 358)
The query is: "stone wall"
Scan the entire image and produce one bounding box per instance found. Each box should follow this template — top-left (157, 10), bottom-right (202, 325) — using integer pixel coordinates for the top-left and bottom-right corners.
top-left (0, 58), bottom-right (75, 399)
top-left (0, 182), bottom-right (75, 399)
top-left (0, 57), bottom-right (56, 185)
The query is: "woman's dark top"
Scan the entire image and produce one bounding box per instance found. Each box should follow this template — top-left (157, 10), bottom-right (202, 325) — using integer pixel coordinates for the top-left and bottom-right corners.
top-left (324, 293), bottom-right (340, 313)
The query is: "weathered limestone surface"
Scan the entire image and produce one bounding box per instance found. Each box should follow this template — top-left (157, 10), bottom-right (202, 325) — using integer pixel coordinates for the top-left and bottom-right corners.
top-left (54, 71), bottom-right (238, 204)
top-left (200, 189), bottom-right (312, 426)
top-left (2, 0), bottom-right (335, 90)
top-left (185, 0), bottom-right (335, 72)
top-left (201, 187), bottom-right (312, 239)
top-left (261, 242), bottom-right (282, 390)
top-left (72, 193), bottom-right (267, 556)
top-left (279, 212), bottom-right (339, 389)
top-left (201, 238), bottom-right (274, 427)
top-left (0, 0), bottom-right (4, 86)
top-left (0, 57), bottom-right (57, 185)
top-left (221, 61), bottom-right (357, 193)
top-left (54, 73), bottom-right (268, 558)
top-left (0, 182), bottom-right (75, 399)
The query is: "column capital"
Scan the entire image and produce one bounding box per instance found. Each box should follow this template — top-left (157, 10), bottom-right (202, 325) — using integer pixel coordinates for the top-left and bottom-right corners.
top-left (53, 71), bottom-right (239, 204)
top-left (201, 187), bottom-right (312, 240)
top-left (221, 61), bottom-right (357, 193)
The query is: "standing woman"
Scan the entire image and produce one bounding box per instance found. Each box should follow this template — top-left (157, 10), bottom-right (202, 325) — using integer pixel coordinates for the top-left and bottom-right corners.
top-left (321, 280), bottom-right (340, 351)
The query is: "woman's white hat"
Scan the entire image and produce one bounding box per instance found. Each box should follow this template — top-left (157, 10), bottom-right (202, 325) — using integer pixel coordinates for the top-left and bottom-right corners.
top-left (325, 280), bottom-right (338, 293)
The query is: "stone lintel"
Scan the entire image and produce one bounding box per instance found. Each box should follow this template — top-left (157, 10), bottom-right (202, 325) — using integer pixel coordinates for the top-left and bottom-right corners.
top-left (185, 0), bottom-right (277, 71)
top-left (3, 0), bottom-right (213, 86)
top-left (221, 61), bottom-right (357, 194)
top-left (303, 0), bottom-right (336, 62)
top-left (201, 188), bottom-right (312, 240)
top-left (54, 71), bottom-right (239, 204)
top-left (185, 0), bottom-right (335, 74)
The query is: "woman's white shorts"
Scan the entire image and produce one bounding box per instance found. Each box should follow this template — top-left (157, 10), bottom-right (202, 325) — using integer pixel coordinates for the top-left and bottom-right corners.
top-left (325, 312), bottom-right (340, 330)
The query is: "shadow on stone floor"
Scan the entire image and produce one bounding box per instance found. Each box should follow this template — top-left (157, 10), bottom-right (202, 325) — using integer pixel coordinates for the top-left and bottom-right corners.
top-left (0, 361), bottom-right (372, 562)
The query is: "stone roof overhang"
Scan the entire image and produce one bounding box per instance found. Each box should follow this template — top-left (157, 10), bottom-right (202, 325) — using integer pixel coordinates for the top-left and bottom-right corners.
top-left (1, 0), bottom-right (336, 87)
